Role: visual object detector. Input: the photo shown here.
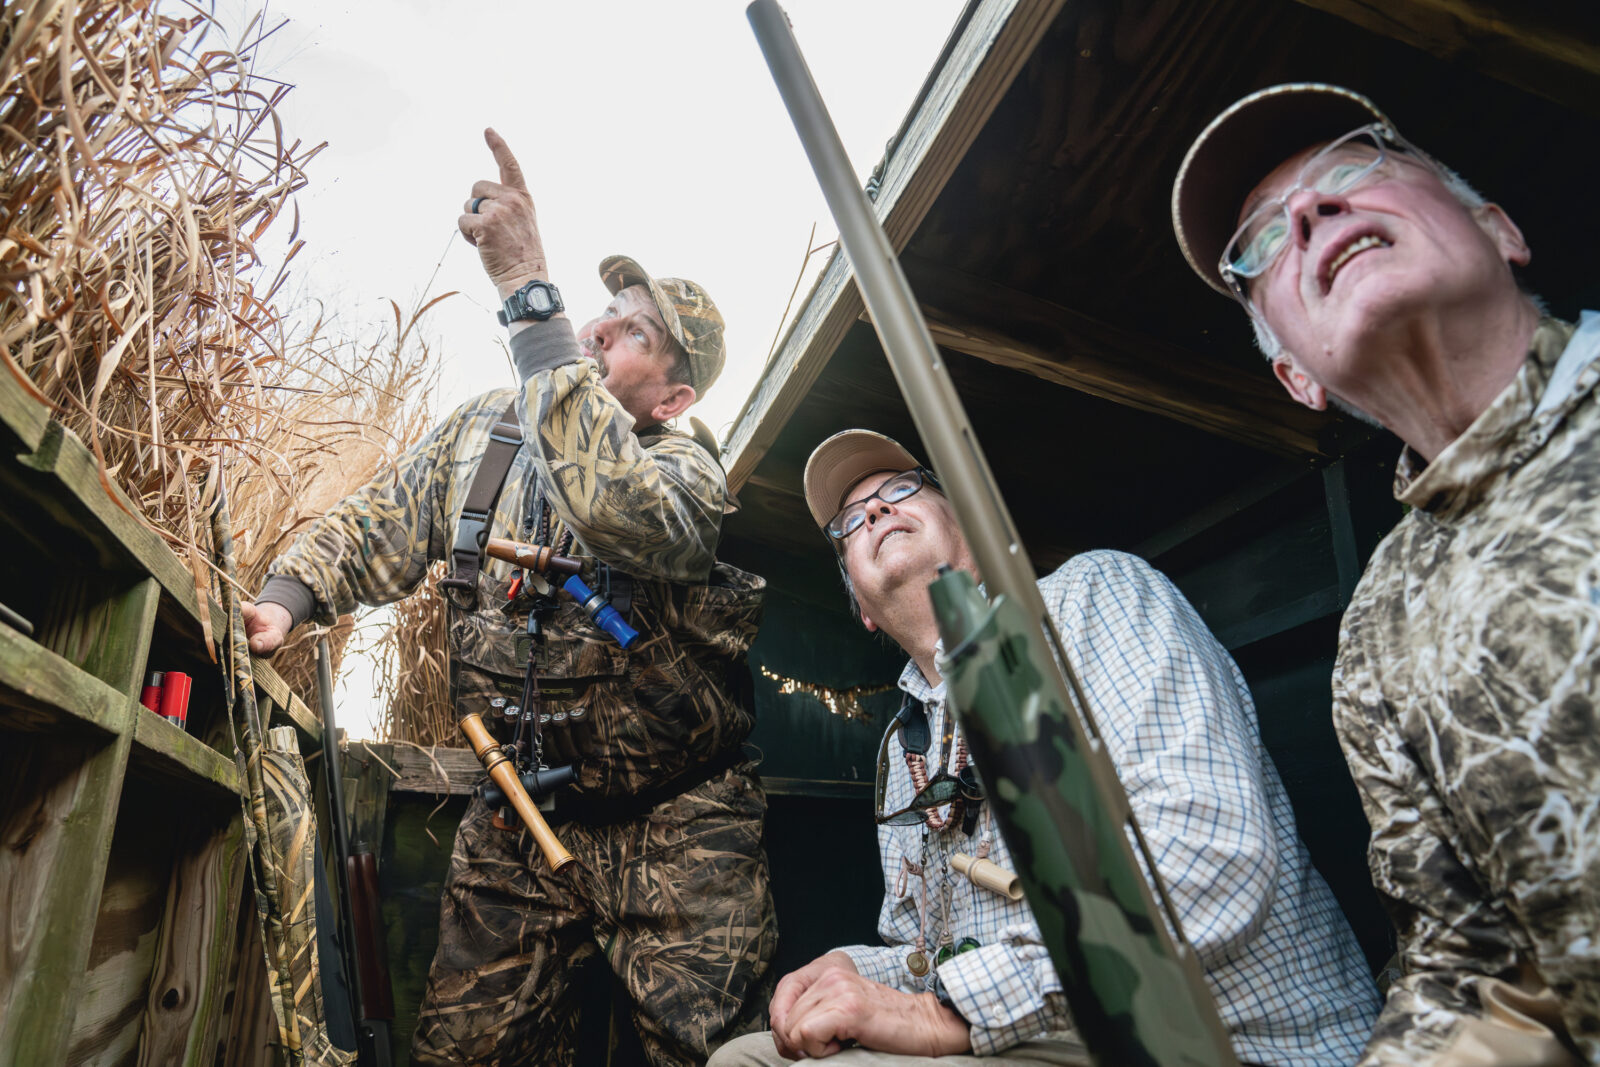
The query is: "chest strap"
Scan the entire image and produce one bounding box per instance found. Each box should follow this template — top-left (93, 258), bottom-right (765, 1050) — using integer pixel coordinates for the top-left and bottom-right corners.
top-left (440, 402), bottom-right (523, 603)
top-left (441, 404), bottom-right (723, 605)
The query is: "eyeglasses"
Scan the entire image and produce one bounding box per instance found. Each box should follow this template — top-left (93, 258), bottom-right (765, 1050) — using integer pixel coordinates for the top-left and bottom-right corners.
top-left (874, 697), bottom-right (984, 827)
top-left (1220, 123), bottom-right (1422, 303)
top-left (826, 467), bottom-right (941, 542)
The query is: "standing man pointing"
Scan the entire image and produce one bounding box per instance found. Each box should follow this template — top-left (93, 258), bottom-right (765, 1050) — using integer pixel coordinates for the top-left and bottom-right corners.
top-left (244, 130), bottom-right (776, 1065)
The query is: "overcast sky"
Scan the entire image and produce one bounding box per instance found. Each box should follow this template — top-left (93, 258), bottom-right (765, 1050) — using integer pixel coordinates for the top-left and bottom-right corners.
top-left (236, 0), bottom-right (967, 734)
top-left (249, 0), bottom-right (966, 436)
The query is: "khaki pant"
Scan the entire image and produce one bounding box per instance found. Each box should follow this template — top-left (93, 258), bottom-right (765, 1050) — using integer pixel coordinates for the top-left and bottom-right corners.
top-left (708, 1031), bottom-right (1091, 1066)
top-left (411, 765), bottom-right (777, 1066)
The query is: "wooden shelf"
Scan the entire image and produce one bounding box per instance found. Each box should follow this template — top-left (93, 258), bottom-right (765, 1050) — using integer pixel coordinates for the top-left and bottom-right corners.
top-left (0, 621), bottom-right (129, 736)
top-left (131, 706), bottom-right (243, 796)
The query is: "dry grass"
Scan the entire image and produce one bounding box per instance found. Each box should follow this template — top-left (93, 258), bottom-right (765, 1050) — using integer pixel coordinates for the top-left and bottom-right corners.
top-left (367, 560), bottom-right (453, 747)
top-left (0, 1), bottom-right (443, 691)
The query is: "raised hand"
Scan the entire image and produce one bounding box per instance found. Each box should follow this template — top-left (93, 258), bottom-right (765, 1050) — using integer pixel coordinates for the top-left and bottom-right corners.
top-left (458, 128), bottom-right (550, 296)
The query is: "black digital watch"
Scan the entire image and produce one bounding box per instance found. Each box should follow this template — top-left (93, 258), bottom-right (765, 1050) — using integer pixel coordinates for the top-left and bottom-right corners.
top-left (497, 279), bottom-right (564, 326)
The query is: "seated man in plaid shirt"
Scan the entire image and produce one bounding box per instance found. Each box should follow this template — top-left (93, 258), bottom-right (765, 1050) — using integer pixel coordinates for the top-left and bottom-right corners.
top-left (711, 430), bottom-right (1379, 1066)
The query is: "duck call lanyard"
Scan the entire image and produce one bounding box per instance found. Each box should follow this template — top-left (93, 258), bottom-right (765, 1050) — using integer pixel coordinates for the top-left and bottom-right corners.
top-left (441, 399), bottom-right (569, 774)
top-left (892, 697), bottom-right (977, 978)
top-left (509, 494), bottom-right (571, 771)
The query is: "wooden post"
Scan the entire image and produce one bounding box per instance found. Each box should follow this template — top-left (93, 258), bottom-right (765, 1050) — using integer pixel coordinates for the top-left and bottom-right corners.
top-left (0, 575), bottom-right (158, 1065)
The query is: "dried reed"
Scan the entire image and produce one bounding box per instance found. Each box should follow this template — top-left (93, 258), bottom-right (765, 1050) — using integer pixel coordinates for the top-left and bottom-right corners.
top-left (367, 560), bottom-right (453, 747)
top-left (0, 1), bottom-right (442, 693)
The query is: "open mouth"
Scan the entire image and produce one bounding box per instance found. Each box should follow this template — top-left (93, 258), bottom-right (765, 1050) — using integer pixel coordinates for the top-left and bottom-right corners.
top-left (875, 525), bottom-right (913, 556)
top-left (1325, 233), bottom-right (1391, 289)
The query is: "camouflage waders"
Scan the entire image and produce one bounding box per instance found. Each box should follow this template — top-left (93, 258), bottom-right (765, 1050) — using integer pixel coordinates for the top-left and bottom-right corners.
top-left (411, 766), bottom-right (777, 1066)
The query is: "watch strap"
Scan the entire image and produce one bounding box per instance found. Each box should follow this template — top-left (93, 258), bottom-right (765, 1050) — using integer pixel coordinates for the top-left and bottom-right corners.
top-left (498, 280), bottom-right (564, 326)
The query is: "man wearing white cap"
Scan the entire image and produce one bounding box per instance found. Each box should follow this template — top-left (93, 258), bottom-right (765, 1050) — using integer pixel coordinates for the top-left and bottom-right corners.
top-left (712, 429), bottom-right (1376, 1066)
top-left (1173, 83), bottom-right (1600, 1063)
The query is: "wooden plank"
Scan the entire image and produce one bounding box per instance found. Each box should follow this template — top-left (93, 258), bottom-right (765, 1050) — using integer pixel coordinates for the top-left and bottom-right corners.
top-left (218, 882), bottom-right (277, 1067)
top-left (251, 651), bottom-right (322, 742)
top-left (132, 707), bottom-right (243, 797)
top-left (1322, 460), bottom-right (1363, 607)
top-left (39, 575), bottom-right (162, 696)
top-left (0, 366), bottom-right (50, 455)
top-left (1136, 464), bottom-right (1313, 561)
top-left (1214, 584), bottom-right (1343, 650)
top-left (762, 777), bottom-right (873, 799)
top-left (15, 422), bottom-right (201, 623)
top-left (0, 726), bottom-right (135, 1064)
top-left (385, 744), bottom-right (482, 796)
top-left (64, 792), bottom-right (176, 1067)
top-left (1292, 0), bottom-right (1600, 119)
top-left (0, 620), bottom-right (128, 735)
top-left (894, 258), bottom-right (1349, 458)
top-left (343, 742), bottom-right (394, 855)
top-left (138, 813), bottom-right (250, 1067)
top-left (724, 0), bottom-right (1070, 489)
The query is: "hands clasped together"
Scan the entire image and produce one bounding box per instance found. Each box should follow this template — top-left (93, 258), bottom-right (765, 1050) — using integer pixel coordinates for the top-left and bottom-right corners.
top-left (766, 952), bottom-right (969, 1060)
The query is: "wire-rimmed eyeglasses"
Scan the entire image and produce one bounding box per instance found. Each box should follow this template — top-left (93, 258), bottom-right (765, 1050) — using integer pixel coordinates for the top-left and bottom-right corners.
top-left (826, 468), bottom-right (942, 542)
top-left (1219, 122), bottom-right (1426, 305)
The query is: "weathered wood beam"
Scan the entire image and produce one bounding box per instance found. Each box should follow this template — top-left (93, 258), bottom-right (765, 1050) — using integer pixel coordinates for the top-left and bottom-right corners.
top-left (385, 743), bottom-right (482, 796)
top-left (1291, 0), bottom-right (1600, 118)
top-left (725, 0), bottom-right (1070, 490)
top-left (892, 259), bottom-right (1349, 458)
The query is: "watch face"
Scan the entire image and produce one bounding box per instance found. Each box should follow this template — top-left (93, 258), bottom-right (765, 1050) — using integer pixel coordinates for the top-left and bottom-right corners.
top-left (526, 286), bottom-right (553, 313)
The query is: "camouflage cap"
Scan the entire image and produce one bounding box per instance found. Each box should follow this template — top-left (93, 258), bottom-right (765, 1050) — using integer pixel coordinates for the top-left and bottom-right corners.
top-left (598, 255), bottom-right (726, 395)
top-left (803, 429), bottom-right (922, 529)
top-left (1172, 83), bottom-right (1388, 296)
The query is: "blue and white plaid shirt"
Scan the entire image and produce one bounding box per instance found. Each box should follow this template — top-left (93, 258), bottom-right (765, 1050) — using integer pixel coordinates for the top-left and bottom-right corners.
top-left (840, 551), bottom-right (1379, 1063)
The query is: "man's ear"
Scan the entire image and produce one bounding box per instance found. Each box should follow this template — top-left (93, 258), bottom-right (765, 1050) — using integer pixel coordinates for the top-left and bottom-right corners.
top-left (1273, 356), bottom-right (1327, 411)
top-left (650, 383), bottom-right (697, 425)
top-left (1476, 203), bottom-right (1531, 268)
top-left (860, 609), bottom-right (878, 634)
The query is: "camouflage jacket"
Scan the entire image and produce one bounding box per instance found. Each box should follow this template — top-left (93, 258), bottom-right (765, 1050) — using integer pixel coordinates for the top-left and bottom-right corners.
top-left (267, 339), bottom-right (764, 804)
top-left (1333, 316), bottom-right (1600, 1064)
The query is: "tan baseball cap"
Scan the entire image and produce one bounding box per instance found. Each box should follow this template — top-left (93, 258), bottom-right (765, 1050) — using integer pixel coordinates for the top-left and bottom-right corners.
top-left (598, 255), bottom-right (726, 394)
top-left (1171, 83), bottom-right (1389, 295)
top-left (803, 429), bottom-right (922, 529)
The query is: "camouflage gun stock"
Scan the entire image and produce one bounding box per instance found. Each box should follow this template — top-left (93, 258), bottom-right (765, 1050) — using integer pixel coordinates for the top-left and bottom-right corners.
top-left (746, 4), bottom-right (1238, 1064)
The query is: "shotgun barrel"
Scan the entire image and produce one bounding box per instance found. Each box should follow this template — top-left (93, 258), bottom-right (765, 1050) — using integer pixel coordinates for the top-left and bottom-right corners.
top-left (746, 5), bottom-right (1237, 1064)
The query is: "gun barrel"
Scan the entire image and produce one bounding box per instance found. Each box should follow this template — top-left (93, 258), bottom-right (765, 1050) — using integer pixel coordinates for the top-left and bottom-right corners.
top-left (747, 5), bottom-right (1237, 1064)
top-left (460, 713), bottom-right (576, 872)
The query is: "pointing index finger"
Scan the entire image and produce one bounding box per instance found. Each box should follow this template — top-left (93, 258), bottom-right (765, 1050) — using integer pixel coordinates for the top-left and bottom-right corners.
top-left (484, 127), bottom-right (528, 194)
